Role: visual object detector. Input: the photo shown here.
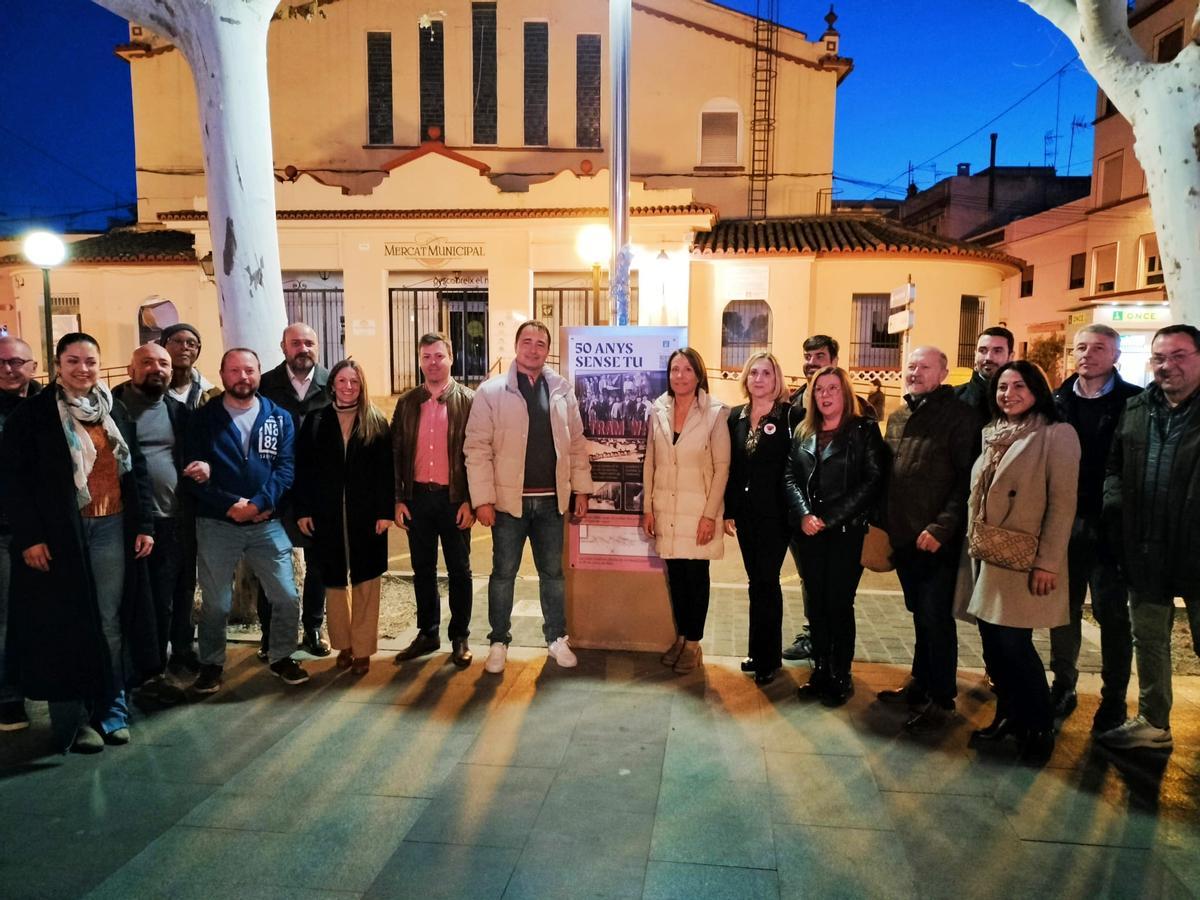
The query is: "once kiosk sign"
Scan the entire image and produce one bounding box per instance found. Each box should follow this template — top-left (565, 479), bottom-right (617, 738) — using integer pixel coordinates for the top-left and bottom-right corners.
top-left (384, 235), bottom-right (485, 268)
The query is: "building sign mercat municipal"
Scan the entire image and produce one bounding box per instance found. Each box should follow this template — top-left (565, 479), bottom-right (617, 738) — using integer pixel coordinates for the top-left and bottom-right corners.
top-left (384, 235), bottom-right (485, 268)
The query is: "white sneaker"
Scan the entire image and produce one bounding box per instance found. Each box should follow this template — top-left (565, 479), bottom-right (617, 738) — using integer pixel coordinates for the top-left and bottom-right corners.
top-left (547, 636), bottom-right (578, 668)
top-left (484, 642), bottom-right (507, 674)
top-left (1097, 715), bottom-right (1173, 751)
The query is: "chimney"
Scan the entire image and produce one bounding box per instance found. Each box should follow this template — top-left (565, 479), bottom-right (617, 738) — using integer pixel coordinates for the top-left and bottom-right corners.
top-left (987, 133), bottom-right (998, 210)
top-left (956, 163), bottom-right (971, 176)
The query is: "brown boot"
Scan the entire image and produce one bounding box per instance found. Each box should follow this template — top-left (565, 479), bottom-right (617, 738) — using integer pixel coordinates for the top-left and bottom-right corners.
top-left (660, 636), bottom-right (685, 667)
top-left (674, 641), bottom-right (703, 673)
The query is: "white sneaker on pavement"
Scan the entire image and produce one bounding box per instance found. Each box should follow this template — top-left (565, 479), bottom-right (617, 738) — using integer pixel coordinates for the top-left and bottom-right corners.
top-left (547, 636), bottom-right (578, 668)
top-left (484, 642), bottom-right (508, 674)
top-left (1097, 715), bottom-right (1173, 751)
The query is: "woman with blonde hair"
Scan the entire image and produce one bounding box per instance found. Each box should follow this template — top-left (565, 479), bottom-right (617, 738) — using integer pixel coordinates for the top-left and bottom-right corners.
top-left (643, 347), bottom-right (730, 673)
top-left (783, 366), bottom-right (886, 705)
top-left (724, 351), bottom-right (796, 685)
top-left (296, 359), bottom-right (394, 674)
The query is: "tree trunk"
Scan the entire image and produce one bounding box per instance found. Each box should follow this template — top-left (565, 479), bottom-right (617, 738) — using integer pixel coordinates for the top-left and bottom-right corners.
top-left (94, 0), bottom-right (287, 365)
top-left (1020, 0), bottom-right (1200, 323)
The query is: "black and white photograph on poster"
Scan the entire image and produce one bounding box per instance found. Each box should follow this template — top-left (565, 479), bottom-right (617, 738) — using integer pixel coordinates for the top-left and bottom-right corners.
top-left (563, 325), bottom-right (686, 571)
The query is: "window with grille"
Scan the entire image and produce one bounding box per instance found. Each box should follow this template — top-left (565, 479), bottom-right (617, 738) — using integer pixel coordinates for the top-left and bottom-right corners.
top-left (721, 300), bottom-right (770, 370)
top-left (850, 294), bottom-right (901, 369)
top-left (958, 296), bottom-right (984, 368)
top-left (576, 34), bottom-right (601, 148)
top-left (700, 111), bottom-right (739, 166)
top-left (1068, 253), bottom-right (1086, 290)
top-left (366, 32), bottom-right (393, 145)
top-left (472, 3), bottom-right (497, 144)
top-left (418, 20), bottom-right (445, 142)
top-left (524, 22), bottom-right (549, 146)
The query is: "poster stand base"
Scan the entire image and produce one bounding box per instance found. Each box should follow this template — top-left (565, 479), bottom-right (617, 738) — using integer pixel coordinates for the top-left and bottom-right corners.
top-left (565, 567), bottom-right (675, 652)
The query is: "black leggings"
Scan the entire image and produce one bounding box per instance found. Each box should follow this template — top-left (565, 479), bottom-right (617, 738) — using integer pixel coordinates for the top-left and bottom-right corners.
top-left (796, 528), bottom-right (865, 679)
top-left (978, 619), bottom-right (1053, 732)
top-left (665, 559), bottom-right (710, 641)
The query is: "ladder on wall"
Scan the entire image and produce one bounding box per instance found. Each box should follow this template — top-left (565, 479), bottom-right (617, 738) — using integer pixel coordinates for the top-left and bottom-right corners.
top-left (747, 0), bottom-right (779, 220)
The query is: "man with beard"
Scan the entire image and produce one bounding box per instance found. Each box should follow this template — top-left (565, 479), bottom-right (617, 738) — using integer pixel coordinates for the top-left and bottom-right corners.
top-left (160, 323), bottom-right (221, 410)
top-left (955, 327), bottom-right (1013, 421)
top-left (113, 344), bottom-right (192, 703)
top-left (184, 349), bottom-right (309, 693)
top-left (257, 323), bottom-right (331, 657)
top-left (0, 336), bottom-right (40, 731)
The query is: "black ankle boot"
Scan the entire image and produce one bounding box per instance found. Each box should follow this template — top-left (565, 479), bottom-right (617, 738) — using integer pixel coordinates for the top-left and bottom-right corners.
top-left (972, 713), bottom-right (1019, 742)
top-left (1019, 729), bottom-right (1055, 764)
top-left (797, 660), bottom-right (829, 699)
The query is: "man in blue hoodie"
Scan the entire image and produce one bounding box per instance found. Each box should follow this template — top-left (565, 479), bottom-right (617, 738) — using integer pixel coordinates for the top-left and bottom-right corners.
top-left (182, 348), bottom-right (309, 693)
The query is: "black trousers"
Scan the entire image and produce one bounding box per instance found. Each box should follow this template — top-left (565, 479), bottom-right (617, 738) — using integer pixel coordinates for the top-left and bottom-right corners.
top-left (894, 543), bottom-right (960, 705)
top-left (665, 558), bottom-right (710, 642)
top-left (796, 528), bottom-right (865, 680)
top-left (407, 486), bottom-right (473, 640)
top-left (978, 619), bottom-right (1053, 732)
top-left (736, 517), bottom-right (789, 673)
top-left (146, 516), bottom-right (195, 667)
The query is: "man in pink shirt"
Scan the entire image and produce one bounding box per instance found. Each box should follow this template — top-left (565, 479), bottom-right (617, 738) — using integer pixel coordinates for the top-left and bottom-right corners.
top-left (390, 333), bottom-right (476, 667)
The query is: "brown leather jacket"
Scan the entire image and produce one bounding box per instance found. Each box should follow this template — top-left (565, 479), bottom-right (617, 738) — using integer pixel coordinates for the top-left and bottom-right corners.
top-left (391, 379), bottom-right (474, 505)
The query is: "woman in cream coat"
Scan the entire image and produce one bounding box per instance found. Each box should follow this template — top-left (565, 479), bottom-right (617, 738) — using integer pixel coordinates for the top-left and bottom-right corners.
top-left (643, 347), bottom-right (731, 673)
top-left (956, 360), bottom-right (1079, 764)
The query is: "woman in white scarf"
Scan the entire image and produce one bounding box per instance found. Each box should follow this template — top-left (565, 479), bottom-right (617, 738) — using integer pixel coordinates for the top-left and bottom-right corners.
top-left (956, 360), bottom-right (1079, 765)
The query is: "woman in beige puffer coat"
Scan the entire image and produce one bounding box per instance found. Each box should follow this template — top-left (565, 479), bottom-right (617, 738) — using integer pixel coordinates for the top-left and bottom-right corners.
top-left (642, 347), bottom-right (731, 673)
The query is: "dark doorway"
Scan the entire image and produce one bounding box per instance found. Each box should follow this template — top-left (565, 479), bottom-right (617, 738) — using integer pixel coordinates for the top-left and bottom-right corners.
top-left (389, 288), bottom-right (489, 392)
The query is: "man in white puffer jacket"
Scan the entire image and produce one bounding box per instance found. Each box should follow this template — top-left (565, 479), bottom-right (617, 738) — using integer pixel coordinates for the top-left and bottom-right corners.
top-left (465, 321), bottom-right (593, 674)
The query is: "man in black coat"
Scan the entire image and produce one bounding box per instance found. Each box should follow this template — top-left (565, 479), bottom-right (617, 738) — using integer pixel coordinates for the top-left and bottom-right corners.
top-left (1100, 325), bottom-right (1200, 752)
top-left (257, 322), bottom-right (331, 657)
top-left (0, 336), bottom-right (40, 732)
top-left (955, 326), bottom-right (1013, 421)
top-left (1049, 325), bottom-right (1141, 731)
top-left (114, 343), bottom-right (193, 704)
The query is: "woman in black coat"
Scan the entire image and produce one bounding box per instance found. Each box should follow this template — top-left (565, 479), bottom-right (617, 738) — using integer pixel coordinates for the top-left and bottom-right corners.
top-left (724, 352), bottom-right (796, 686)
top-left (784, 366), bottom-right (886, 706)
top-left (1, 333), bottom-right (157, 753)
top-left (296, 359), bottom-right (394, 674)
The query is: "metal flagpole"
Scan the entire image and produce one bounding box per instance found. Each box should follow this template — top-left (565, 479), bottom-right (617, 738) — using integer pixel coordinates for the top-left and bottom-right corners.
top-left (609, 0), bottom-right (632, 325)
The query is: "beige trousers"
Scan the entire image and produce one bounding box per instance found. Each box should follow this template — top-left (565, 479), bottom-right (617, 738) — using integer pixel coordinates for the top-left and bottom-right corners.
top-left (326, 577), bottom-right (381, 658)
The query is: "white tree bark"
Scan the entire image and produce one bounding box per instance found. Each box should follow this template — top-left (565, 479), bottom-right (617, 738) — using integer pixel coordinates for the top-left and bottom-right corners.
top-left (1022, 0), bottom-right (1200, 323)
top-left (95, 0), bottom-right (287, 364)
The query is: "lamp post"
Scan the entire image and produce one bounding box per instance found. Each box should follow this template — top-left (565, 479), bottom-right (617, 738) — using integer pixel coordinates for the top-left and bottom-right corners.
top-left (576, 224), bottom-right (612, 325)
top-left (22, 231), bottom-right (66, 379)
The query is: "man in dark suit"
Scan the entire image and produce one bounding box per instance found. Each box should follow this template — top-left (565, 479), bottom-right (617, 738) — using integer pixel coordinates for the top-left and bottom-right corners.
top-left (257, 323), bottom-right (332, 657)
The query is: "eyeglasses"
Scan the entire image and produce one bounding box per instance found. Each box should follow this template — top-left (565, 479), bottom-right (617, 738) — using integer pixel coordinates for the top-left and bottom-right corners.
top-left (0, 358), bottom-right (32, 369)
top-left (166, 337), bottom-right (200, 349)
top-left (1149, 350), bottom-right (1200, 368)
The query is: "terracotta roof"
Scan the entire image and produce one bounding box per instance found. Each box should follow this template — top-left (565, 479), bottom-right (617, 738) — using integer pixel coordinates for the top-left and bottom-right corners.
top-left (692, 216), bottom-right (1023, 269)
top-left (0, 229), bottom-right (196, 266)
top-left (159, 204), bottom-right (715, 222)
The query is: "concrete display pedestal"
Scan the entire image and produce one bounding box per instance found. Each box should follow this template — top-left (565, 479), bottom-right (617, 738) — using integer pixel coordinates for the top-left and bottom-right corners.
top-left (565, 566), bottom-right (675, 652)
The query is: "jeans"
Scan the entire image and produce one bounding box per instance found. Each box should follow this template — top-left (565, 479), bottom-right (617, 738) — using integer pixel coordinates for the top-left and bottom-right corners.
top-left (408, 487), bottom-right (473, 640)
top-left (978, 619), bottom-right (1053, 732)
top-left (0, 531), bottom-right (21, 704)
top-left (797, 527), bottom-right (866, 680)
top-left (196, 519), bottom-right (300, 666)
top-left (894, 542), bottom-right (959, 706)
top-left (1050, 516), bottom-right (1132, 709)
top-left (665, 558), bottom-right (712, 642)
top-left (1129, 592), bottom-right (1200, 729)
top-left (737, 517), bottom-right (790, 672)
top-left (488, 496), bottom-right (565, 645)
top-left (257, 543), bottom-right (325, 642)
top-left (146, 516), bottom-right (191, 666)
top-left (49, 514), bottom-right (129, 737)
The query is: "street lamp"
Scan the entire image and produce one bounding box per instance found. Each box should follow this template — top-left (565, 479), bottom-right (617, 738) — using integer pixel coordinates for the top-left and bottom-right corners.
top-left (576, 224), bottom-right (611, 324)
top-left (22, 230), bottom-right (66, 379)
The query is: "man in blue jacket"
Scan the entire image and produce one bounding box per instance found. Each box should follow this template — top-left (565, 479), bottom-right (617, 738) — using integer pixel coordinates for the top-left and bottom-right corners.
top-left (182, 348), bottom-right (309, 693)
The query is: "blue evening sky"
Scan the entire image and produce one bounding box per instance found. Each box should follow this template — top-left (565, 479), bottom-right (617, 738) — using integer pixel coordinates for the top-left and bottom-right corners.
top-left (0, 0), bottom-right (1096, 235)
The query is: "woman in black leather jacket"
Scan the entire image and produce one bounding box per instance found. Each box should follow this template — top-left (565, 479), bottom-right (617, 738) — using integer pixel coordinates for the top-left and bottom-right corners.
top-left (724, 352), bottom-right (796, 685)
top-left (783, 366), bottom-right (886, 705)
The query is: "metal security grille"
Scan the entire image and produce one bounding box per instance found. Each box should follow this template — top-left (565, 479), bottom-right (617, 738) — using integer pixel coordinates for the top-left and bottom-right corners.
top-left (721, 299), bottom-right (770, 370)
top-left (958, 295), bottom-right (984, 368)
top-left (283, 288), bottom-right (344, 370)
top-left (850, 293), bottom-right (901, 369)
top-left (533, 287), bottom-right (639, 336)
top-left (389, 289), bottom-right (489, 392)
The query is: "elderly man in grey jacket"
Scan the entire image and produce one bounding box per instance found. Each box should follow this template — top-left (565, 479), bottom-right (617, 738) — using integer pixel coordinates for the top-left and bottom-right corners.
top-left (465, 321), bottom-right (592, 674)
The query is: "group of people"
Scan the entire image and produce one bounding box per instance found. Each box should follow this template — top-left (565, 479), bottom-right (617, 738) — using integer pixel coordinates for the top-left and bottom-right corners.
top-left (0, 313), bottom-right (1196, 766)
